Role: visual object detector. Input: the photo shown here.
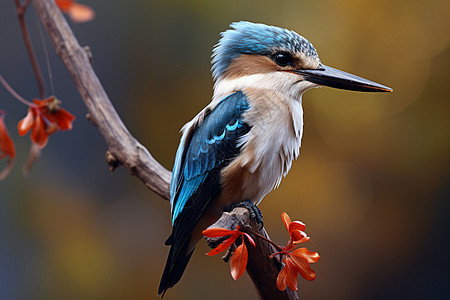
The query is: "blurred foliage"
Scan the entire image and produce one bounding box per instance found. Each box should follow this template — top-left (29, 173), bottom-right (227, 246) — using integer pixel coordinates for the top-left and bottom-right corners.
top-left (0, 0), bottom-right (449, 299)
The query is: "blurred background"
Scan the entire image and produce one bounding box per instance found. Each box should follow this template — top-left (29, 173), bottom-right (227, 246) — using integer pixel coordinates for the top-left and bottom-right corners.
top-left (0, 0), bottom-right (449, 299)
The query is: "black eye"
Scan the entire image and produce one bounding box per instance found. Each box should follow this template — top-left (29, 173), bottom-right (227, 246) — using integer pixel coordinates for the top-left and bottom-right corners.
top-left (273, 52), bottom-right (292, 67)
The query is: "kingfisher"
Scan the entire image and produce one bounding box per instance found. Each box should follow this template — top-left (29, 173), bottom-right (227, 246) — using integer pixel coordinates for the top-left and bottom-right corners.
top-left (158, 21), bottom-right (392, 296)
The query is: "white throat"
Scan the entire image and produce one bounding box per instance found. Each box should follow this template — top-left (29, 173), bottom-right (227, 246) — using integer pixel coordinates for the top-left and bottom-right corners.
top-left (213, 71), bottom-right (318, 102)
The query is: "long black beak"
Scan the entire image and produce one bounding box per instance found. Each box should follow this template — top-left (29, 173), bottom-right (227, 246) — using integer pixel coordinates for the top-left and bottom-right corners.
top-left (294, 64), bottom-right (393, 92)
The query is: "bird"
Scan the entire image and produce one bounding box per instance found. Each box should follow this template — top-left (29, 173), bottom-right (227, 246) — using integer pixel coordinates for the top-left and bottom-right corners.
top-left (158, 21), bottom-right (392, 297)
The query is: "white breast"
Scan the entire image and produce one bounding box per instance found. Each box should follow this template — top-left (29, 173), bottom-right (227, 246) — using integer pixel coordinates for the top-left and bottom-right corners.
top-left (216, 71), bottom-right (317, 205)
top-left (238, 88), bottom-right (304, 204)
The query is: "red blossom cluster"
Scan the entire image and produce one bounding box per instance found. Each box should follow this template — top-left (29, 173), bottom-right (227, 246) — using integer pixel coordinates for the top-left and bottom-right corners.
top-left (203, 212), bottom-right (320, 292)
top-left (0, 97), bottom-right (75, 180)
top-left (18, 97), bottom-right (75, 148)
top-left (273, 212), bottom-right (320, 291)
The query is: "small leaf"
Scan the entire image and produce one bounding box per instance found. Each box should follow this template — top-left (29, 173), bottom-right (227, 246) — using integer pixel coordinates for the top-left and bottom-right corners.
top-left (53, 109), bottom-right (75, 130)
top-left (202, 227), bottom-right (239, 238)
top-left (289, 221), bottom-right (306, 233)
top-left (289, 252), bottom-right (317, 281)
top-left (290, 229), bottom-right (307, 244)
top-left (276, 262), bottom-right (288, 291)
top-left (206, 235), bottom-right (238, 256)
top-left (0, 114), bottom-right (15, 159)
top-left (243, 232), bottom-right (256, 247)
top-left (293, 236), bottom-right (310, 245)
top-left (296, 260), bottom-right (316, 281)
top-left (284, 259), bottom-right (298, 291)
top-left (22, 143), bottom-right (42, 177)
top-left (0, 113), bottom-right (15, 180)
top-left (281, 212), bottom-right (291, 231)
top-left (230, 242), bottom-right (248, 280)
top-left (30, 113), bottom-right (48, 148)
top-left (17, 109), bottom-right (35, 136)
top-left (292, 248), bottom-right (320, 263)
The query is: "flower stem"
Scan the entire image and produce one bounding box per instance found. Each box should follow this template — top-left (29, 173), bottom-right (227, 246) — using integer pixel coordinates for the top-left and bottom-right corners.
top-left (0, 74), bottom-right (35, 106)
top-left (243, 226), bottom-right (284, 252)
top-left (15, 0), bottom-right (46, 99)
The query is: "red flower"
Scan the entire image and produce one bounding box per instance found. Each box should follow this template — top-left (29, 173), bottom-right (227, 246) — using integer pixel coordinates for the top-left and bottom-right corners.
top-left (276, 248), bottom-right (320, 291)
top-left (273, 212), bottom-right (320, 291)
top-left (203, 225), bottom-right (256, 280)
top-left (0, 111), bottom-right (16, 180)
top-left (18, 97), bottom-right (75, 148)
top-left (204, 212), bottom-right (319, 290)
top-left (281, 211), bottom-right (309, 246)
top-left (55, 0), bottom-right (95, 23)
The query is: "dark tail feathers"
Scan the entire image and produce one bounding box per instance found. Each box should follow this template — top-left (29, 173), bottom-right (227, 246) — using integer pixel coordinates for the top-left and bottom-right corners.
top-left (158, 241), bottom-right (194, 298)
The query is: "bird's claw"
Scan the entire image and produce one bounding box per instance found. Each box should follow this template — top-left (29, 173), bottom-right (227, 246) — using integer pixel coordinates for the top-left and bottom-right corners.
top-left (225, 199), bottom-right (264, 228)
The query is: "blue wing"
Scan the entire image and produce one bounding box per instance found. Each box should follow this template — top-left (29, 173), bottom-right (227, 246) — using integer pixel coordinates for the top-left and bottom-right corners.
top-left (170, 91), bottom-right (250, 236)
top-left (159, 91), bottom-right (250, 295)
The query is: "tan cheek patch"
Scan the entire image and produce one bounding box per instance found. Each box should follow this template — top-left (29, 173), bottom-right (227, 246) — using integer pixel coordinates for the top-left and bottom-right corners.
top-left (223, 54), bottom-right (280, 79)
top-left (223, 53), bottom-right (320, 80)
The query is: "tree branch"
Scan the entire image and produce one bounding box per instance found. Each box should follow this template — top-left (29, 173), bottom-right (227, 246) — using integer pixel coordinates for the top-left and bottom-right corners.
top-left (31, 1), bottom-right (299, 298)
top-left (32, 0), bottom-right (171, 200)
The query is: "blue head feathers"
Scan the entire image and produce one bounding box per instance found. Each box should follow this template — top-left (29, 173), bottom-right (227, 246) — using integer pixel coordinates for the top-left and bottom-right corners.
top-left (211, 21), bottom-right (319, 80)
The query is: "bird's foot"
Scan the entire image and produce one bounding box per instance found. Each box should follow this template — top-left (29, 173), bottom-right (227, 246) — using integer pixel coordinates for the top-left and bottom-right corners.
top-left (225, 199), bottom-right (264, 228)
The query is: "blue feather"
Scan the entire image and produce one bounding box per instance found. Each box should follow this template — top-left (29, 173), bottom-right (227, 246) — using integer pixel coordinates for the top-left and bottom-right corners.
top-left (213, 130), bottom-right (226, 141)
top-left (211, 21), bottom-right (319, 80)
top-left (170, 91), bottom-right (250, 225)
top-left (172, 174), bottom-right (207, 222)
top-left (170, 132), bottom-right (189, 209)
top-left (226, 120), bottom-right (240, 131)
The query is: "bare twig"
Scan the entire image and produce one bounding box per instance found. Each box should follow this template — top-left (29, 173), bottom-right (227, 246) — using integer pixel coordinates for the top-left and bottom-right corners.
top-left (15, 0), bottom-right (46, 99)
top-left (0, 74), bottom-right (34, 106)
